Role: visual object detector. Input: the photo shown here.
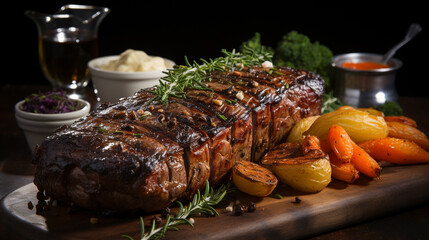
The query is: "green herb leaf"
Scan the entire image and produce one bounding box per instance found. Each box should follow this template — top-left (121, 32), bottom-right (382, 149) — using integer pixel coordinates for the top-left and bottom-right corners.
top-left (273, 194), bottom-right (283, 199)
top-left (122, 180), bottom-right (233, 240)
top-left (93, 125), bottom-right (106, 133)
top-left (217, 114), bottom-right (227, 121)
top-left (133, 133), bottom-right (142, 138)
top-left (151, 47), bottom-right (273, 105)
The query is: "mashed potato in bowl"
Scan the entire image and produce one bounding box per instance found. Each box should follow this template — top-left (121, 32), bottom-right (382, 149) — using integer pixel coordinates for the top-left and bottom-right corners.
top-left (100, 49), bottom-right (168, 72)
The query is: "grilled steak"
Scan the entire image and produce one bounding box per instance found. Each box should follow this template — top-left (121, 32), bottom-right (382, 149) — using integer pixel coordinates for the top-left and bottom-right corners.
top-left (32, 66), bottom-right (324, 213)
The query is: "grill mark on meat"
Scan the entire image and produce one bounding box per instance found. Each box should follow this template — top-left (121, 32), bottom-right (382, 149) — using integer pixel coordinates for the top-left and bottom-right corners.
top-left (33, 66), bottom-right (324, 212)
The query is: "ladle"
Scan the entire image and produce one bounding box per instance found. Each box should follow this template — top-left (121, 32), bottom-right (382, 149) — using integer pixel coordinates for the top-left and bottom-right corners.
top-left (381, 23), bottom-right (422, 64)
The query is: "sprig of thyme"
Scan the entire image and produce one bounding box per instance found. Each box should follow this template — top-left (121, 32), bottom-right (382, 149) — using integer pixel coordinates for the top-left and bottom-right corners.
top-left (151, 46), bottom-right (273, 105)
top-left (122, 180), bottom-right (233, 240)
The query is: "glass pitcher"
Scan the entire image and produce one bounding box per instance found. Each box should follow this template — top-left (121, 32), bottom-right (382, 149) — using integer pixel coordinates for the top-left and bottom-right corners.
top-left (25, 5), bottom-right (110, 99)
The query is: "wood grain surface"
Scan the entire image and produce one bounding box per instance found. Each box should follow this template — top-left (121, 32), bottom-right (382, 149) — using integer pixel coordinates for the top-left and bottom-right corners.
top-left (1, 161), bottom-right (429, 240)
top-left (1, 85), bottom-right (428, 240)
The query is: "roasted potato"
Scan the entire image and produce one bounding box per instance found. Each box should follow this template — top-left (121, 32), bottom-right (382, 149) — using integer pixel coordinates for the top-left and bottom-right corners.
top-left (287, 115), bottom-right (319, 143)
top-left (261, 141), bottom-right (331, 193)
top-left (232, 160), bottom-right (278, 197)
top-left (304, 106), bottom-right (388, 143)
top-left (356, 107), bottom-right (385, 117)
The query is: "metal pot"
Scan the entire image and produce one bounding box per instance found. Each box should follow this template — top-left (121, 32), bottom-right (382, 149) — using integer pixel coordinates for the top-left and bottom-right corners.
top-left (332, 53), bottom-right (402, 108)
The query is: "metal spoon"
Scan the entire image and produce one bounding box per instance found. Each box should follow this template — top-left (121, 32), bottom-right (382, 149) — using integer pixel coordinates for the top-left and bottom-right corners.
top-left (381, 23), bottom-right (422, 64)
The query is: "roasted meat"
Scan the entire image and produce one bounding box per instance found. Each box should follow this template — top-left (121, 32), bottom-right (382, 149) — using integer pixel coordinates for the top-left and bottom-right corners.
top-left (32, 66), bottom-right (324, 212)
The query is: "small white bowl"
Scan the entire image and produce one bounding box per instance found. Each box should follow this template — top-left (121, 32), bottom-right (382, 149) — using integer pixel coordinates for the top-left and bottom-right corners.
top-left (15, 99), bottom-right (91, 152)
top-left (88, 55), bottom-right (175, 103)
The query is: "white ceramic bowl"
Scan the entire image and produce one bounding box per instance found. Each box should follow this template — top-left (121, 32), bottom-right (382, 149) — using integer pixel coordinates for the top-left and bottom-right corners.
top-left (15, 99), bottom-right (91, 152)
top-left (88, 55), bottom-right (175, 103)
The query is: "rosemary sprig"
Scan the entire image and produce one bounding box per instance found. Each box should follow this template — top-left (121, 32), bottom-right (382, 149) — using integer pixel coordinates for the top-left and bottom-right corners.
top-left (122, 180), bottom-right (233, 240)
top-left (151, 46), bottom-right (273, 105)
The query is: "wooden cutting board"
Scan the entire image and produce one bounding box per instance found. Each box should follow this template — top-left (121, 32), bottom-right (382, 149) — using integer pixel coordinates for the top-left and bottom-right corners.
top-left (1, 162), bottom-right (429, 240)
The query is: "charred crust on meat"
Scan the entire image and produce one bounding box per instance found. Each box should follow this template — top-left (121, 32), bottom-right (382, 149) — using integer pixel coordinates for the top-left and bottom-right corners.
top-left (32, 66), bottom-right (324, 213)
top-left (120, 125), bottom-right (134, 131)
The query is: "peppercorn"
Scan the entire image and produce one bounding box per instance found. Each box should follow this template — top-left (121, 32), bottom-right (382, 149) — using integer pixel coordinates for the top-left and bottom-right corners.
top-left (161, 207), bottom-right (172, 218)
top-left (292, 196), bottom-right (302, 204)
top-left (36, 191), bottom-right (46, 201)
top-left (247, 202), bottom-right (256, 212)
top-left (233, 204), bottom-right (246, 216)
top-left (152, 215), bottom-right (162, 225)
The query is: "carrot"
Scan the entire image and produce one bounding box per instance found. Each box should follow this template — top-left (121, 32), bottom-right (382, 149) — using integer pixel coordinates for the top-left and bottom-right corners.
top-left (301, 135), bottom-right (331, 156)
top-left (359, 137), bottom-right (429, 165)
top-left (384, 115), bottom-right (417, 128)
top-left (302, 135), bottom-right (323, 155)
top-left (329, 152), bottom-right (359, 184)
top-left (386, 121), bottom-right (429, 151)
top-left (319, 138), bottom-right (332, 154)
top-left (327, 125), bottom-right (354, 163)
top-left (350, 142), bottom-right (381, 178)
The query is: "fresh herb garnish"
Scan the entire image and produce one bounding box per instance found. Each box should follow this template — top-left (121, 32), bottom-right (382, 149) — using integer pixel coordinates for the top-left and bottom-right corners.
top-left (225, 99), bottom-right (237, 105)
top-left (273, 193), bottom-right (283, 199)
top-left (321, 91), bottom-right (344, 114)
top-left (139, 114), bottom-right (149, 120)
top-left (217, 114), bottom-right (228, 121)
top-left (93, 125), bottom-right (106, 133)
top-left (150, 46), bottom-right (273, 105)
top-left (133, 133), bottom-right (142, 138)
top-left (122, 180), bottom-right (233, 240)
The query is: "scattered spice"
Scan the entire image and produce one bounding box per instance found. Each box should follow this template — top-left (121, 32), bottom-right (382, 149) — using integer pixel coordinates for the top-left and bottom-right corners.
top-left (292, 196), bottom-right (302, 204)
top-left (161, 207), bottom-right (173, 218)
top-left (233, 204), bottom-right (246, 216)
top-left (235, 91), bottom-right (244, 100)
top-left (152, 215), bottom-right (162, 226)
top-left (36, 191), bottom-right (46, 201)
top-left (225, 202), bottom-right (234, 213)
top-left (213, 99), bottom-right (223, 106)
top-left (247, 202), bottom-right (256, 212)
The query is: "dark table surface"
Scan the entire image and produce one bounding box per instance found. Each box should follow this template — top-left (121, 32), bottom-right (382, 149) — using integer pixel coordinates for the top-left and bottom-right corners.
top-left (1, 84), bottom-right (429, 239)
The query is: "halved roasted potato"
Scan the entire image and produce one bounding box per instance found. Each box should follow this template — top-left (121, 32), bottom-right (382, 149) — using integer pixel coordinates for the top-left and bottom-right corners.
top-left (304, 106), bottom-right (388, 143)
top-left (232, 160), bottom-right (278, 197)
top-left (287, 115), bottom-right (320, 143)
top-left (261, 141), bottom-right (331, 193)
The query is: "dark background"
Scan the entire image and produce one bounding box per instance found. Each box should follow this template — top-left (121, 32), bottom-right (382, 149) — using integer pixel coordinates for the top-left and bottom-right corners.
top-left (5, 2), bottom-right (428, 96)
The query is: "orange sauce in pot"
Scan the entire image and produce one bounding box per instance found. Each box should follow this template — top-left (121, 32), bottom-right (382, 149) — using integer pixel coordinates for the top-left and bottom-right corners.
top-left (341, 61), bottom-right (390, 70)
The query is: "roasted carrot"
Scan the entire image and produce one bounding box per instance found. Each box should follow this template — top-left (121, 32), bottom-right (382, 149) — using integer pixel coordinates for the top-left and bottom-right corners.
top-left (386, 121), bottom-right (429, 151)
top-left (302, 135), bottom-right (322, 155)
top-left (350, 142), bottom-right (381, 178)
top-left (301, 135), bottom-right (332, 155)
top-left (319, 138), bottom-right (332, 154)
top-left (329, 152), bottom-right (359, 184)
top-left (384, 115), bottom-right (417, 128)
top-left (327, 125), bottom-right (354, 163)
top-left (359, 137), bottom-right (429, 165)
